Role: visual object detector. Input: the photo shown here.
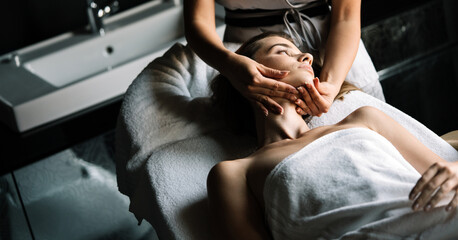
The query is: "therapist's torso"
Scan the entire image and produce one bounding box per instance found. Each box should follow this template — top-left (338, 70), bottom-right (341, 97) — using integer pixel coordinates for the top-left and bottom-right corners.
top-left (216, 0), bottom-right (326, 10)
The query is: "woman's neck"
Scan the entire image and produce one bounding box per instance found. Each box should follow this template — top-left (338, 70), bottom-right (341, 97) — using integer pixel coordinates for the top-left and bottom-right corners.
top-left (255, 99), bottom-right (310, 147)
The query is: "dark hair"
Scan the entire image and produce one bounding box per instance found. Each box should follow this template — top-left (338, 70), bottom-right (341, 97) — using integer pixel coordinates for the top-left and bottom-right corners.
top-left (211, 32), bottom-right (359, 136)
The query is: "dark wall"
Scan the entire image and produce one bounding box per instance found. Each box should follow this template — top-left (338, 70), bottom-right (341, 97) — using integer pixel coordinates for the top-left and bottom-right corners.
top-left (0, 0), bottom-right (150, 55)
top-left (361, 0), bottom-right (458, 135)
top-left (361, 0), bottom-right (431, 27)
top-left (0, 0), bottom-right (85, 55)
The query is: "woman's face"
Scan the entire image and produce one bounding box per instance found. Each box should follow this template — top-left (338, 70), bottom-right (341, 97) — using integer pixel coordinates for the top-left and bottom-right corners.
top-left (253, 36), bottom-right (314, 87)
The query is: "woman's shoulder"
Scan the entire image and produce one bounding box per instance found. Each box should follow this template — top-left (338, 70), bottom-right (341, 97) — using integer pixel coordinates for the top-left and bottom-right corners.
top-left (209, 158), bottom-right (252, 174)
top-left (207, 158), bottom-right (252, 184)
top-left (336, 106), bottom-right (385, 129)
top-left (342, 106), bottom-right (385, 121)
top-left (338, 106), bottom-right (397, 134)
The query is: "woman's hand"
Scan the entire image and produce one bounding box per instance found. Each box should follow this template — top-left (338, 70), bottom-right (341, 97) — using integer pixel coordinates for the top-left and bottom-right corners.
top-left (224, 54), bottom-right (299, 116)
top-left (409, 161), bottom-right (458, 212)
top-left (295, 77), bottom-right (339, 117)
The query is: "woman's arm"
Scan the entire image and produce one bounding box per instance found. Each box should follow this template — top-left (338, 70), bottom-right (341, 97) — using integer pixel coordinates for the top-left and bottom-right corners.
top-left (350, 107), bottom-right (445, 173)
top-left (207, 161), bottom-right (271, 240)
top-left (347, 106), bottom-right (458, 212)
top-left (296, 0), bottom-right (361, 116)
top-left (183, 0), bottom-right (298, 115)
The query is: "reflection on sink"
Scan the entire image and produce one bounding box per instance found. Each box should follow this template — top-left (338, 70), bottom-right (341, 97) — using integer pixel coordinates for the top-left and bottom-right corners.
top-left (23, 4), bottom-right (184, 87)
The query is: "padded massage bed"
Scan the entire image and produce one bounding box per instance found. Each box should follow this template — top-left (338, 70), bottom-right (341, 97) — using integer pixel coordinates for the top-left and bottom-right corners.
top-left (115, 42), bottom-right (458, 239)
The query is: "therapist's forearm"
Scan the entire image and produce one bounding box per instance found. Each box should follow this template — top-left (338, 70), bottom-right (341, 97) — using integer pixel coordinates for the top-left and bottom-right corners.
top-left (320, 19), bottom-right (360, 91)
top-left (320, 0), bottom-right (361, 95)
top-left (183, 0), bottom-right (234, 75)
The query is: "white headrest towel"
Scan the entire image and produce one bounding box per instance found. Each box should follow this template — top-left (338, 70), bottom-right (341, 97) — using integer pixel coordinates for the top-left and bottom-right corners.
top-left (115, 43), bottom-right (458, 239)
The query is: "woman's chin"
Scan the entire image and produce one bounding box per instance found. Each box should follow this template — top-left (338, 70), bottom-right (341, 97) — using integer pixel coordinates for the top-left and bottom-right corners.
top-left (280, 76), bottom-right (314, 88)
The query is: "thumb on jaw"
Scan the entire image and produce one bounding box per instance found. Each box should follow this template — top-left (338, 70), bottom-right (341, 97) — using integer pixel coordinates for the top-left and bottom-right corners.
top-left (313, 77), bottom-right (321, 91)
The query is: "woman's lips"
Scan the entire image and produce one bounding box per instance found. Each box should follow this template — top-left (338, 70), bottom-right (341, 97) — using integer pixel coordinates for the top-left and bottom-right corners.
top-left (298, 63), bottom-right (314, 75)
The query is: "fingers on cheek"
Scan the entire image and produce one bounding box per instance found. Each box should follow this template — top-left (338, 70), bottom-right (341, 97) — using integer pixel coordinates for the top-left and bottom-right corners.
top-left (297, 86), bottom-right (320, 115)
top-left (298, 86), bottom-right (306, 96)
top-left (300, 89), bottom-right (313, 104)
top-left (295, 99), bottom-right (305, 108)
top-left (255, 95), bottom-right (272, 113)
top-left (302, 89), bottom-right (318, 113)
top-left (272, 81), bottom-right (280, 90)
top-left (303, 107), bottom-right (311, 116)
top-left (268, 88), bottom-right (276, 97)
top-left (290, 93), bottom-right (298, 102)
top-left (290, 87), bottom-right (299, 95)
top-left (308, 103), bottom-right (320, 116)
top-left (246, 85), bottom-right (256, 94)
top-left (306, 83), bottom-right (319, 96)
top-left (264, 97), bottom-right (283, 114)
top-left (296, 100), bottom-right (311, 115)
top-left (296, 107), bottom-right (306, 115)
top-left (255, 102), bottom-right (268, 116)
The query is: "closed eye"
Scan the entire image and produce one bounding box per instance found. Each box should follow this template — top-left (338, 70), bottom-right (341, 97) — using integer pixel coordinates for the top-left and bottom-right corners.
top-left (276, 49), bottom-right (292, 56)
top-left (267, 43), bottom-right (300, 56)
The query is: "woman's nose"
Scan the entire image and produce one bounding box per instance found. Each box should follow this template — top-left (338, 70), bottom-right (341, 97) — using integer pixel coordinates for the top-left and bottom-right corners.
top-left (298, 53), bottom-right (313, 65)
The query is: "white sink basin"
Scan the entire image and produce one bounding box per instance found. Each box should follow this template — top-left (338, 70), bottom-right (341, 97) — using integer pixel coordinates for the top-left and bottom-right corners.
top-left (0, 1), bottom-right (226, 132)
top-left (23, 4), bottom-right (184, 87)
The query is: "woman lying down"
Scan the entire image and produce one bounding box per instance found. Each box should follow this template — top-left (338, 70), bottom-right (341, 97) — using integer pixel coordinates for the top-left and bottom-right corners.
top-left (208, 32), bottom-right (458, 239)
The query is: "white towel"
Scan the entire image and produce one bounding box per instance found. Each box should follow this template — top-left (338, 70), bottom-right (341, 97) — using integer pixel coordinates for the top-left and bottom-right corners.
top-left (308, 91), bottom-right (458, 162)
top-left (265, 128), bottom-right (458, 240)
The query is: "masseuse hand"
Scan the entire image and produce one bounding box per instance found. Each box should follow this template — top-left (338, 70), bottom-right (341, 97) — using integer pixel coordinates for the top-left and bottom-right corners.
top-left (224, 54), bottom-right (299, 116)
top-left (295, 77), bottom-right (339, 117)
top-left (409, 161), bottom-right (458, 212)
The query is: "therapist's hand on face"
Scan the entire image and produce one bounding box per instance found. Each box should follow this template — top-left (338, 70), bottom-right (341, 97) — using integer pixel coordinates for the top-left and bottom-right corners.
top-left (225, 54), bottom-right (299, 116)
top-left (409, 161), bottom-right (458, 212)
top-left (294, 77), bottom-right (339, 117)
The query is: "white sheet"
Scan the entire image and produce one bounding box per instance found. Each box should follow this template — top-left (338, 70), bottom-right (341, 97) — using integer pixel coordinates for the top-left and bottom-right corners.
top-left (265, 127), bottom-right (458, 239)
top-left (115, 43), bottom-right (458, 239)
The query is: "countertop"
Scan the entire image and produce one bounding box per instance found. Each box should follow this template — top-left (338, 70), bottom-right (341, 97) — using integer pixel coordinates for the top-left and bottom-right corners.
top-left (0, 97), bottom-right (122, 176)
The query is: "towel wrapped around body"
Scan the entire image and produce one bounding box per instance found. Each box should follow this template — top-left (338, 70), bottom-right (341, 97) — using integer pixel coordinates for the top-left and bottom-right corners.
top-left (265, 127), bottom-right (458, 240)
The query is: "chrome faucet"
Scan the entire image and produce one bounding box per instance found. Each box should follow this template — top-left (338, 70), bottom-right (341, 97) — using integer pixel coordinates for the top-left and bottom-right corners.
top-left (87, 0), bottom-right (120, 36)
